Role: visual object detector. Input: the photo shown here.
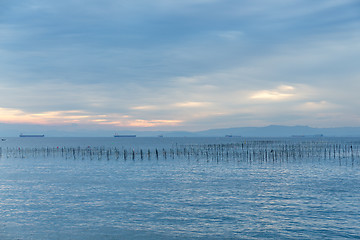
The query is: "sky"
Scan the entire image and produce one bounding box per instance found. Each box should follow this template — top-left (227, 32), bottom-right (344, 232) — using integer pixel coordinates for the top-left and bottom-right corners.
top-left (1, 0), bottom-right (360, 134)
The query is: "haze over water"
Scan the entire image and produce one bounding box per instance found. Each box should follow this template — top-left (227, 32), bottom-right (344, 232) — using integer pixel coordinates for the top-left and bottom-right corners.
top-left (0, 137), bottom-right (359, 239)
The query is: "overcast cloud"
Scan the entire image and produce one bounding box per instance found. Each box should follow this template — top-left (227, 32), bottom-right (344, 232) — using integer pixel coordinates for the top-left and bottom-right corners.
top-left (0, 0), bottom-right (359, 133)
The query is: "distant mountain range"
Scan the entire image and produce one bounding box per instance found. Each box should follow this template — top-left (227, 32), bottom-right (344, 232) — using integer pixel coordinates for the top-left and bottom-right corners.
top-left (1, 124), bottom-right (360, 137)
top-left (194, 125), bottom-right (360, 137)
top-left (154, 125), bottom-right (360, 137)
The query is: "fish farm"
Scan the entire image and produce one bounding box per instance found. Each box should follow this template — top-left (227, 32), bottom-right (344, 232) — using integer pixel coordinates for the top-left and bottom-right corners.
top-left (2, 138), bottom-right (360, 163)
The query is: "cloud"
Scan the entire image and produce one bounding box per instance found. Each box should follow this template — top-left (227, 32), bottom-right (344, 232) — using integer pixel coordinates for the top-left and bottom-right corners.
top-left (0, 108), bottom-right (91, 125)
top-left (297, 101), bottom-right (339, 112)
top-left (216, 30), bottom-right (244, 40)
top-left (0, 106), bottom-right (183, 128)
top-left (131, 105), bottom-right (159, 111)
top-left (174, 101), bottom-right (212, 108)
top-left (0, 0), bottom-right (359, 132)
top-left (250, 85), bottom-right (296, 101)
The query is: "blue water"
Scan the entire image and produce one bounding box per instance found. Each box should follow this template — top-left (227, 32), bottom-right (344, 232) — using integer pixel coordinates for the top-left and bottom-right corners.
top-left (0, 137), bottom-right (359, 239)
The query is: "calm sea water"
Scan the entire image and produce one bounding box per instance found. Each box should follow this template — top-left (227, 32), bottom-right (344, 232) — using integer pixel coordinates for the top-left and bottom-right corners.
top-left (0, 137), bottom-right (359, 239)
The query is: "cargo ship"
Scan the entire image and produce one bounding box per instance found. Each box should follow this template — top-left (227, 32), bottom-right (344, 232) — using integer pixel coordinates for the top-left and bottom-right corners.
top-left (19, 134), bottom-right (45, 137)
top-left (114, 134), bottom-right (136, 137)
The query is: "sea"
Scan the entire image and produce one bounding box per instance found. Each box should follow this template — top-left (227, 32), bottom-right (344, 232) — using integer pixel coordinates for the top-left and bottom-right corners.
top-left (0, 137), bottom-right (359, 239)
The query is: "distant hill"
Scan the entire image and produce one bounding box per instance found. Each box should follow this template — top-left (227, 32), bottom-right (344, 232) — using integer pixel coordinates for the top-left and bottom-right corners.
top-left (113, 125), bottom-right (360, 137)
top-left (1, 123), bottom-right (360, 137)
top-left (196, 125), bottom-right (360, 137)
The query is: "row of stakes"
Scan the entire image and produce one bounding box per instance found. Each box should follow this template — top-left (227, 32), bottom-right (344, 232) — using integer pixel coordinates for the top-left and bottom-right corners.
top-left (1, 140), bottom-right (360, 163)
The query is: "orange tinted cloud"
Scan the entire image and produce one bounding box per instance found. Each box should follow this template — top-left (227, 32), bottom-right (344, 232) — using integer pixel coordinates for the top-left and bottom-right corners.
top-left (0, 107), bottom-right (183, 127)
